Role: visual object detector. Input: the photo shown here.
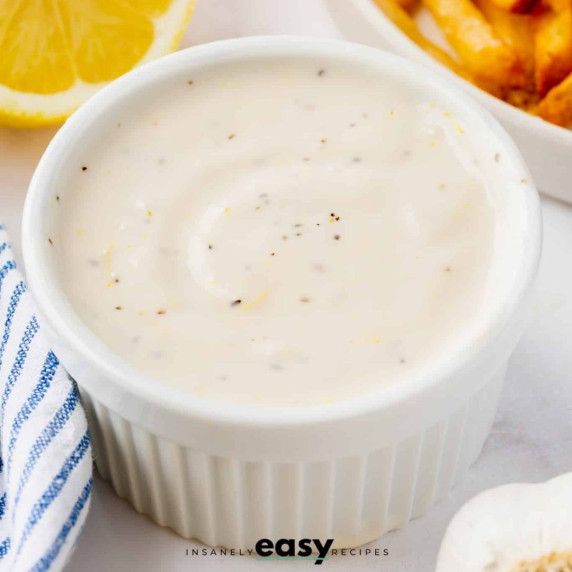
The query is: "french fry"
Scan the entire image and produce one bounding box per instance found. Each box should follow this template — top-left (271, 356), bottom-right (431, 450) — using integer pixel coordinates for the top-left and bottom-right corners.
top-left (484, 0), bottom-right (538, 13)
top-left (476, 0), bottom-right (535, 86)
top-left (392, 0), bottom-right (418, 12)
top-left (532, 3), bottom-right (572, 96)
top-left (537, 71), bottom-right (572, 126)
top-left (422, 0), bottom-right (526, 89)
top-left (542, 0), bottom-right (568, 10)
top-left (504, 88), bottom-right (541, 111)
top-left (370, 0), bottom-right (472, 81)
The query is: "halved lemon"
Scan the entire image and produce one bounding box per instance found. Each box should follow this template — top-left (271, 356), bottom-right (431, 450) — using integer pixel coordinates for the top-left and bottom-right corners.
top-left (0, 0), bottom-right (195, 127)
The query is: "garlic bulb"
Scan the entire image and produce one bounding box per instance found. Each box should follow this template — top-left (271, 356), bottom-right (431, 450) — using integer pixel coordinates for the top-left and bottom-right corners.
top-left (436, 473), bottom-right (572, 572)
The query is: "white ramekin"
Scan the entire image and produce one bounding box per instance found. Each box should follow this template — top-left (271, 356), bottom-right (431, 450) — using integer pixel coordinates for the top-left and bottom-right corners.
top-left (22, 37), bottom-right (541, 549)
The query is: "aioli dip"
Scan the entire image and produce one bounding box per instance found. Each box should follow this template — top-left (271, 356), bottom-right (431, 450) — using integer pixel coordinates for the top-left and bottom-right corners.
top-left (52, 57), bottom-right (506, 407)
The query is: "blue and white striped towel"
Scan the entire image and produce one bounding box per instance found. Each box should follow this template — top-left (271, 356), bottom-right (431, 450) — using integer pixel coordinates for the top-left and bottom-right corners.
top-left (0, 225), bottom-right (92, 571)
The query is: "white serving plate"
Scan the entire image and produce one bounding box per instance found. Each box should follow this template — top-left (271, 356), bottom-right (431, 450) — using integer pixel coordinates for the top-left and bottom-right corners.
top-left (327, 0), bottom-right (572, 204)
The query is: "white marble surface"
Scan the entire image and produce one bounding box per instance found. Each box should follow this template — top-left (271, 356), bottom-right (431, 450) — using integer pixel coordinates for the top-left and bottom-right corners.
top-left (1, 0), bottom-right (571, 570)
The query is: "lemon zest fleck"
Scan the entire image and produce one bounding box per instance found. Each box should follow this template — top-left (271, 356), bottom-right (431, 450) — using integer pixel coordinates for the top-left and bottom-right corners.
top-left (103, 241), bottom-right (115, 275)
top-left (243, 291), bottom-right (269, 311)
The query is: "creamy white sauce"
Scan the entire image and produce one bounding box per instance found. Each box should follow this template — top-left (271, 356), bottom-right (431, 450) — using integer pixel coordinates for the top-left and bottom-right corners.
top-left (53, 58), bottom-right (503, 406)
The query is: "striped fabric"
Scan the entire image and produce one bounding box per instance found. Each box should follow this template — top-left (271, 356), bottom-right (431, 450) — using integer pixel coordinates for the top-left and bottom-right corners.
top-left (0, 226), bottom-right (92, 571)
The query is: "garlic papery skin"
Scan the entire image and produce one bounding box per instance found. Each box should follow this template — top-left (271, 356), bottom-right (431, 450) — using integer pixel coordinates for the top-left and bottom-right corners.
top-left (436, 473), bottom-right (572, 572)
